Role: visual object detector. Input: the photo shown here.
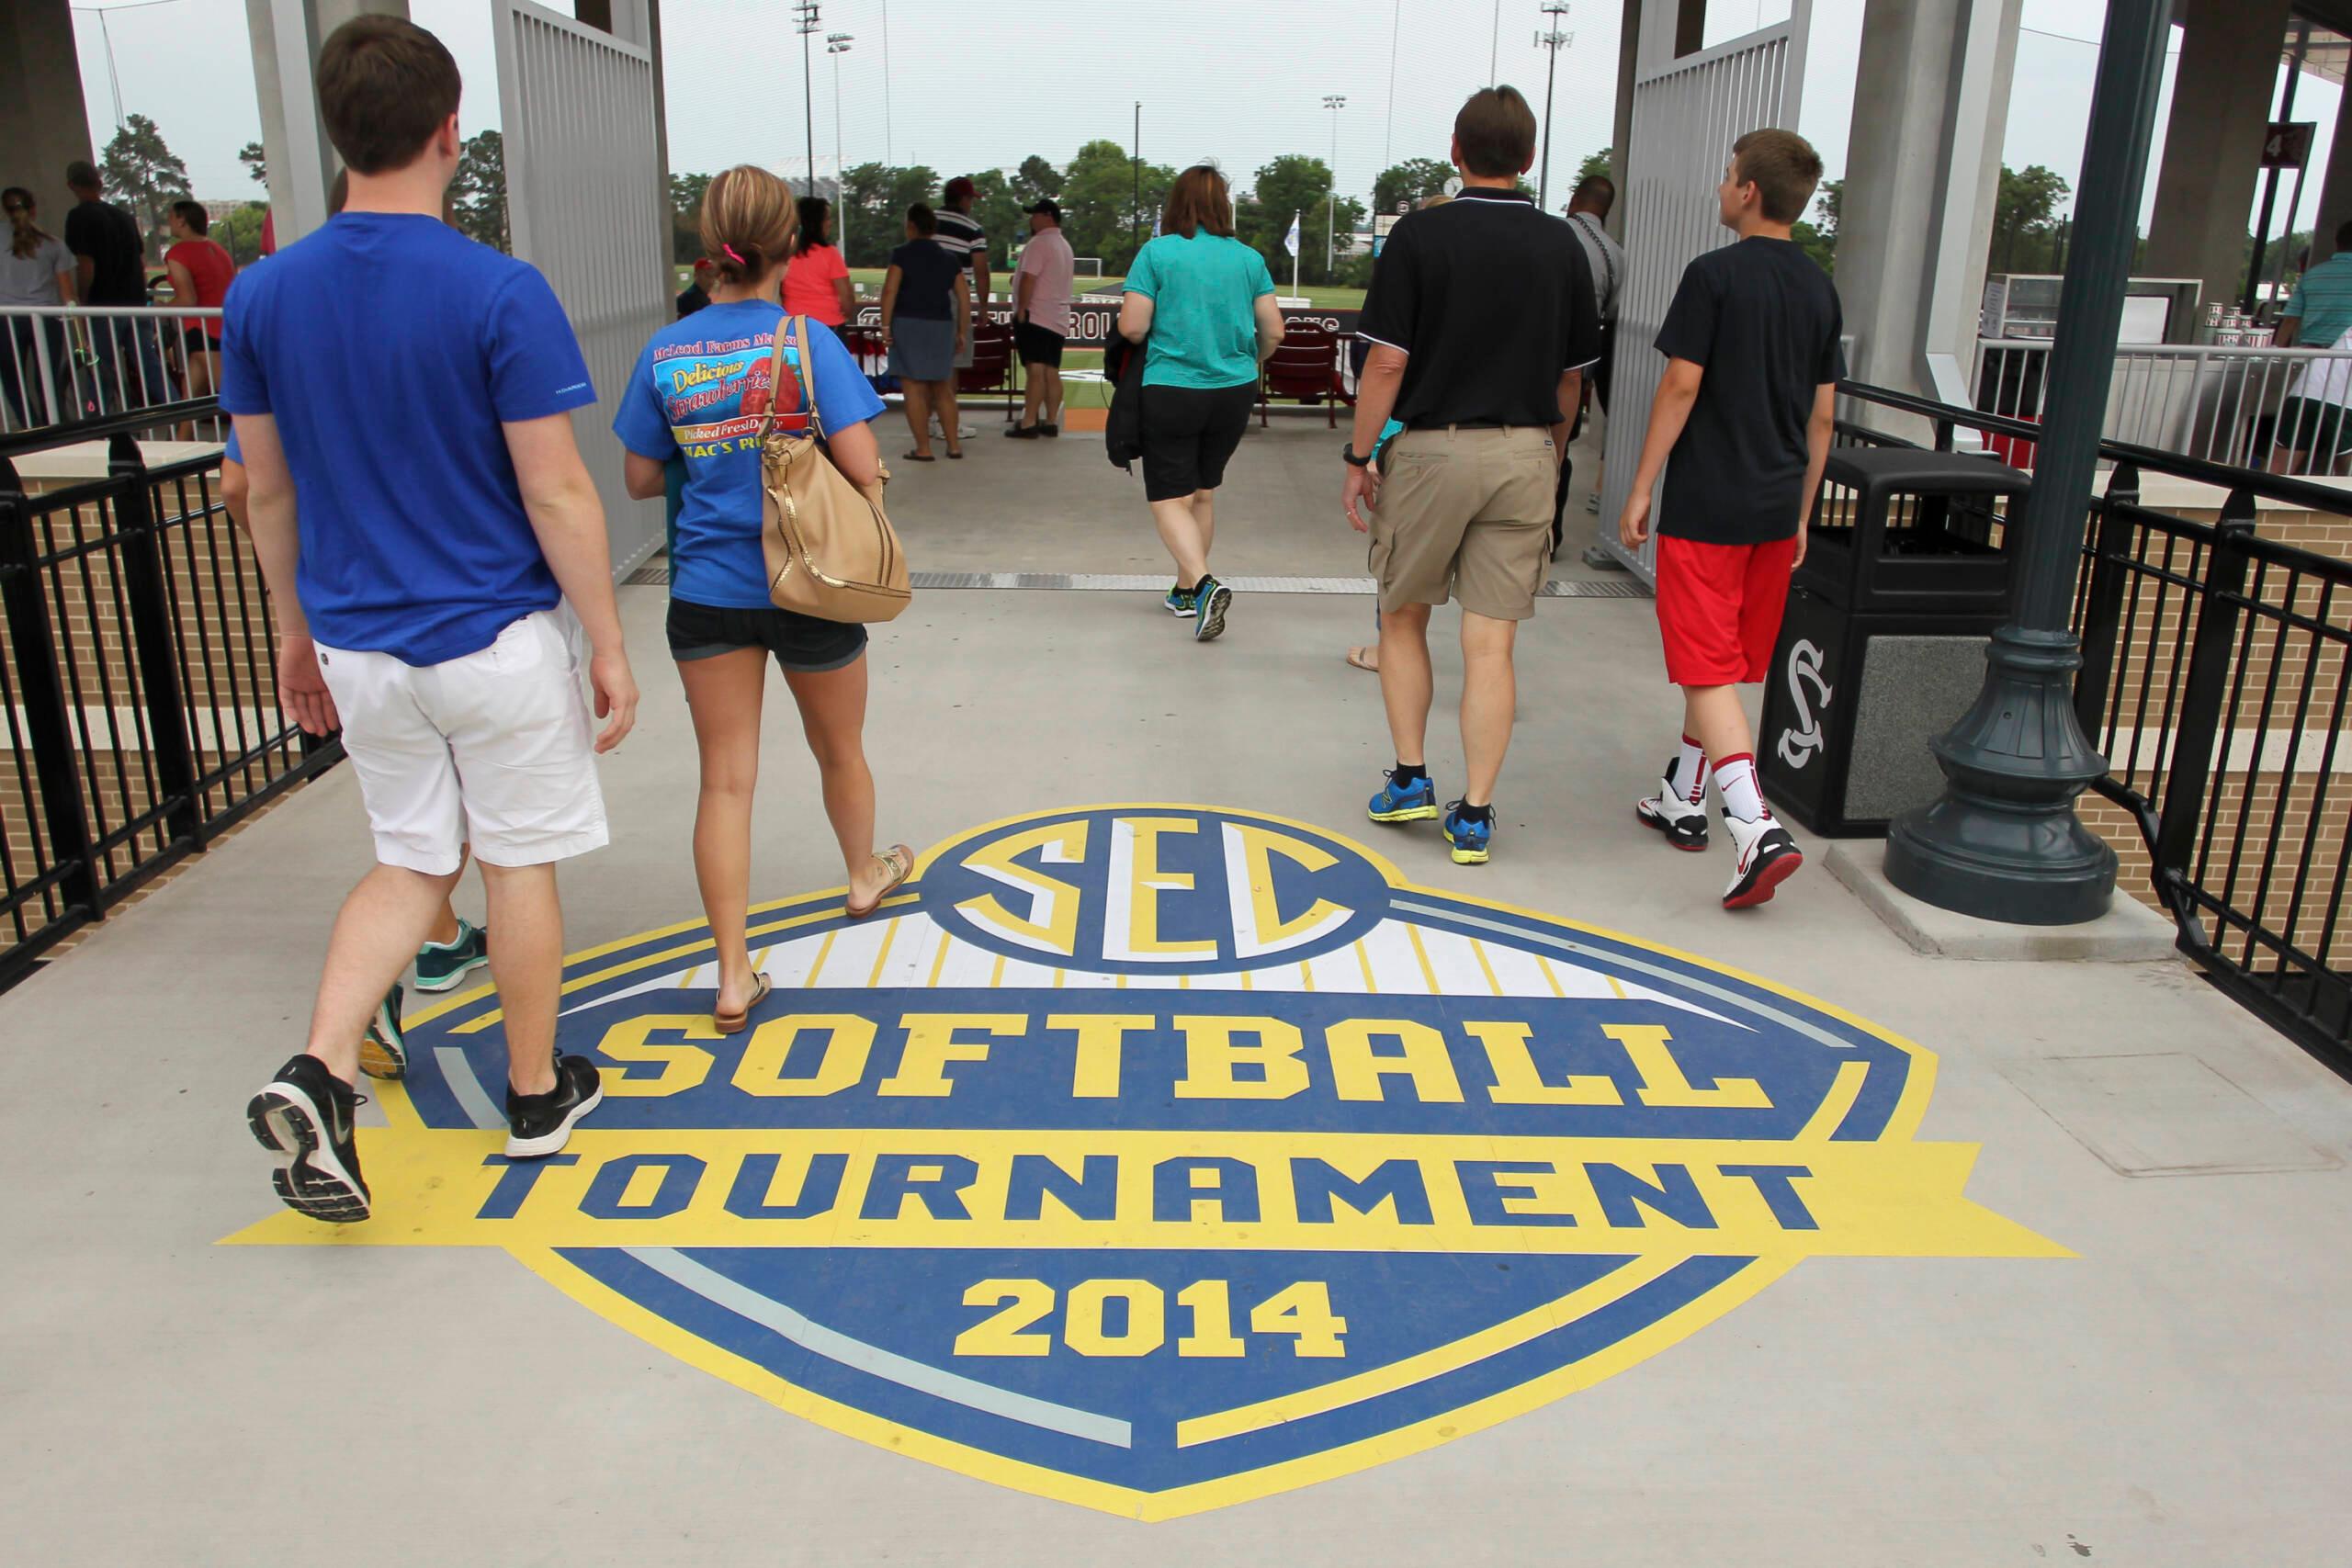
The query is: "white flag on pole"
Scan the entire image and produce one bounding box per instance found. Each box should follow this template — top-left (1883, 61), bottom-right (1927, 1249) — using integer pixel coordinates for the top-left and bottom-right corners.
top-left (1283, 211), bottom-right (1301, 255)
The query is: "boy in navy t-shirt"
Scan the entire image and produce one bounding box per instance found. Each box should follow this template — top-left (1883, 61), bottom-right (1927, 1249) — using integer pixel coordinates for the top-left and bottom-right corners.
top-left (1616, 129), bottom-right (1842, 909)
top-left (228, 16), bottom-right (639, 1222)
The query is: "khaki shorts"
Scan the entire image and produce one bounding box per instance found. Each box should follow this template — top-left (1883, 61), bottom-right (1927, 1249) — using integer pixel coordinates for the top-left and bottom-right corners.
top-left (1368, 425), bottom-right (1557, 620)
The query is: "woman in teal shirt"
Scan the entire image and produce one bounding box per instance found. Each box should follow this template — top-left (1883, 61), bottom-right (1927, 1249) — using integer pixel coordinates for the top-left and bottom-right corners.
top-left (1117, 165), bottom-right (1285, 643)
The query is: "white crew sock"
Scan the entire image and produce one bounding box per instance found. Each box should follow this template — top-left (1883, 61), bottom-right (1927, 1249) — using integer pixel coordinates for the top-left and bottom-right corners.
top-left (1712, 753), bottom-right (1770, 824)
top-left (1668, 735), bottom-right (1708, 805)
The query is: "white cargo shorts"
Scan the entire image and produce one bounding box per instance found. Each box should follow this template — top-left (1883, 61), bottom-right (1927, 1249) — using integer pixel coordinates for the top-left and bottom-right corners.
top-left (314, 608), bottom-right (607, 874)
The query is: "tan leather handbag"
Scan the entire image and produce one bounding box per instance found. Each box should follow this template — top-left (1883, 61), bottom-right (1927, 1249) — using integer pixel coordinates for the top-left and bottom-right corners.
top-left (757, 315), bottom-right (910, 623)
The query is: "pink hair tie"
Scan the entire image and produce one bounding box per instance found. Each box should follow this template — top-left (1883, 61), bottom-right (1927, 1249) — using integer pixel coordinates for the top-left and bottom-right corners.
top-left (724, 243), bottom-right (746, 265)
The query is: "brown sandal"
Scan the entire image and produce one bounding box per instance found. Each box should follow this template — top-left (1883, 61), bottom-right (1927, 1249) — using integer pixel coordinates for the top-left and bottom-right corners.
top-left (846, 843), bottom-right (914, 919)
top-left (713, 971), bottom-right (773, 1035)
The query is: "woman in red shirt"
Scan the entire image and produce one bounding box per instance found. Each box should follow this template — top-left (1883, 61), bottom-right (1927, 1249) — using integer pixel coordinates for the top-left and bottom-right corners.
top-left (164, 199), bottom-right (234, 400)
top-left (780, 197), bottom-right (854, 329)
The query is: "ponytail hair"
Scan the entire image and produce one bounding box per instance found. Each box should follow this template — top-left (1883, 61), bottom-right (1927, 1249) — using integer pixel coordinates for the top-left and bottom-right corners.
top-left (4, 187), bottom-right (51, 261)
top-left (700, 164), bottom-right (798, 287)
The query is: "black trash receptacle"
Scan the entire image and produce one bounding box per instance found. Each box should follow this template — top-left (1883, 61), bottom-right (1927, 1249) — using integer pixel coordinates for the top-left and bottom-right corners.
top-left (1758, 446), bottom-right (2030, 837)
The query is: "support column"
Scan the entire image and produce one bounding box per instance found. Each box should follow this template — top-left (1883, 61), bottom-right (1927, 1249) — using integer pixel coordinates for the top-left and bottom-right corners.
top-left (0, 0), bottom-right (97, 228)
top-left (1883, 0), bottom-right (2175, 926)
top-left (576, 0), bottom-right (669, 247)
top-left (2143, 0), bottom-right (2292, 320)
top-left (1609, 0), bottom-right (1710, 241)
top-left (1833, 0), bottom-right (2022, 416)
top-left (2310, 91), bottom-right (2352, 264)
top-left (1608, 0), bottom-right (1641, 242)
top-left (243, 0), bottom-right (409, 250)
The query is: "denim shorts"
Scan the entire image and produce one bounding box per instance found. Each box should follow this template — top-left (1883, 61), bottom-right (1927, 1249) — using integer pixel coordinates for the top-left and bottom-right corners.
top-left (665, 597), bottom-right (867, 672)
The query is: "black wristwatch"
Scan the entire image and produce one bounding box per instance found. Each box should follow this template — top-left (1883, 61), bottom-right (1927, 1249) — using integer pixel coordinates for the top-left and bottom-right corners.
top-left (1341, 442), bottom-right (1374, 468)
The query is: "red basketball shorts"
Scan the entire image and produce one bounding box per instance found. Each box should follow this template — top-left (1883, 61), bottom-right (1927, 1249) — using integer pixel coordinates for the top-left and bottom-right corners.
top-left (1655, 534), bottom-right (1800, 686)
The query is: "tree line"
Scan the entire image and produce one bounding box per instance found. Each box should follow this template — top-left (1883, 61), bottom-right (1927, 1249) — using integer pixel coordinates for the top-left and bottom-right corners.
top-left (74, 113), bottom-right (511, 272)
top-left (89, 118), bottom-right (2180, 312)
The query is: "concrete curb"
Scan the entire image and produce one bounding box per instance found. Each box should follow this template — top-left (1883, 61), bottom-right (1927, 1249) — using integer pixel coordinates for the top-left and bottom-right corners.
top-left (1825, 841), bottom-right (2185, 962)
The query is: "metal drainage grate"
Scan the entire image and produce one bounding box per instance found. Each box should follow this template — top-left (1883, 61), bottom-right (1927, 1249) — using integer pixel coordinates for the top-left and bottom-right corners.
top-left (625, 561), bottom-right (672, 585)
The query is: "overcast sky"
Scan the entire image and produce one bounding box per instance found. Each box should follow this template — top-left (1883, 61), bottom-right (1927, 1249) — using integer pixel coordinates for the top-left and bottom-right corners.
top-left (62, 0), bottom-right (2330, 238)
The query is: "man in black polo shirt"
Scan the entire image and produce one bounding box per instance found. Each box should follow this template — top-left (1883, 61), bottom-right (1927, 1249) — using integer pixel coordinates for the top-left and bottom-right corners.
top-left (1344, 86), bottom-right (1601, 867)
top-left (63, 159), bottom-right (166, 411)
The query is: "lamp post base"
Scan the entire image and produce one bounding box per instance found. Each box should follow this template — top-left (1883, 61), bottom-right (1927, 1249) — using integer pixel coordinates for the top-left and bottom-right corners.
top-left (1883, 626), bottom-right (2118, 927)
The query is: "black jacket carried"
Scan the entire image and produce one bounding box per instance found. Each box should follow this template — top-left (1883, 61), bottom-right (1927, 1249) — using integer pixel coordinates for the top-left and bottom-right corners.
top-left (1104, 332), bottom-right (1146, 470)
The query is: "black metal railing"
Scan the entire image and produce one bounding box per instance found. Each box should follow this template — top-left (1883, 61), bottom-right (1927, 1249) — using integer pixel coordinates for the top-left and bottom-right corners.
top-left (1838, 380), bottom-right (2352, 1077)
top-left (0, 403), bottom-right (340, 991)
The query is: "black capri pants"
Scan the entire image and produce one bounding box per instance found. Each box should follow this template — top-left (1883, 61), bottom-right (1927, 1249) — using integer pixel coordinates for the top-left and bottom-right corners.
top-left (1139, 381), bottom-right (1256, 502)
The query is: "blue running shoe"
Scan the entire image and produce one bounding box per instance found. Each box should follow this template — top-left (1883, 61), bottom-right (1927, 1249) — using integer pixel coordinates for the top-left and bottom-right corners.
top-left (1368, 770), bottom-right (1440, 824)
top-left (1442, 800), bottom-right (1492, 864)
top-left (1164, 582), bottom-right (1198, 617)
top-left (1193, 575), bottom-right (1234, 641)
top-left (414, 918), bottom-right (489, 992)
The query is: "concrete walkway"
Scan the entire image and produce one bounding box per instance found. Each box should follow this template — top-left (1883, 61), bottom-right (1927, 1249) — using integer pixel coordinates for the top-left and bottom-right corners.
top-left (6, 421), bottom-right (2350, 1564)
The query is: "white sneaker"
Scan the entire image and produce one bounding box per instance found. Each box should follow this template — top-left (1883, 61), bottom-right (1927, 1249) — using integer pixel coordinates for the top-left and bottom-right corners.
top-left (1634, 773), bottom-right (1709, 852)
top-left (1722, 812), bottom-right (1803, 908)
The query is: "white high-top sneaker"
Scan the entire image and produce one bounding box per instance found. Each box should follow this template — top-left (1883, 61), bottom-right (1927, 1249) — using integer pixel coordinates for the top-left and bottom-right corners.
top-left (1721, 811), bottom-right (1803, 908)
top-left (1634, 762), bottom-right (1710, 851)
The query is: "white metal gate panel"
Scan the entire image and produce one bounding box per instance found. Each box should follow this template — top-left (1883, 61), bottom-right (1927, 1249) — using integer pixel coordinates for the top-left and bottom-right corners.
top-left (495, 0), bottom-right (669, 578)
top-left (1599, 2), bottom-right (1812, 581)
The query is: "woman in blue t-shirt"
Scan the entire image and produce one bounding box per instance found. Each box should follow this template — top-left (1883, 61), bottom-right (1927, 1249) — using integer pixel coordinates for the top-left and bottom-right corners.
top-left (615, 164), bottom-right (910, 1031)
top-left (1115, 165), bottom-right (1285, 643)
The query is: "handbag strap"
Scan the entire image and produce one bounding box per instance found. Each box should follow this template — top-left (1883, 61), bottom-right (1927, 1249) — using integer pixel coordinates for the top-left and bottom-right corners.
top-left (754, 316), bottom-right (816, 446)
top-left (792, 314), bottom-right (828, 443)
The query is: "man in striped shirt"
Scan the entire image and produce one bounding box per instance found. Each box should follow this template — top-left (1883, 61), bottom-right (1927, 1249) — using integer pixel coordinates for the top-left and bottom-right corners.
top-left (935, 176), bottom-right (989, 375)
top-left (2277, 219), bottom-right (2352, 347)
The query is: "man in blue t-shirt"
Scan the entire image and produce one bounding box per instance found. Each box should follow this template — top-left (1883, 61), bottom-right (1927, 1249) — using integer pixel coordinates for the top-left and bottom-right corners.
top-left (227, 16), bottom-right (638, 1224)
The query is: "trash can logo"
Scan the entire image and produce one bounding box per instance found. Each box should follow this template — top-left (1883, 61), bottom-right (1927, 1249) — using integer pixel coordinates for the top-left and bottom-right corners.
top-left (223, 805), bottom-right (2065, 1520)
top-left (1775, 638), bottom-right (1832, 770)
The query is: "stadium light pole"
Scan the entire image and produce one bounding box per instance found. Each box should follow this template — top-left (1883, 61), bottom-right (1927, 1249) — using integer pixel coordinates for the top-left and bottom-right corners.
top-left (1324, 94), bottom-right (1347, 280)
top-left (828, 33), bottom-right (853, 258)
top-left (794, 2), bottom-right (821, 197)
top-left (1882, 0), bottom-right (2172, 924)
top-left (1534, 3), bottom-right (1573, 211)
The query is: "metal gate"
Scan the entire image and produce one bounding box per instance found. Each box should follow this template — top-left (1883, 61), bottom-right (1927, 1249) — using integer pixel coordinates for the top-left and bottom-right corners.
top-left (1598, 2), bottom-right (1813, 580)
top-left (494, 0), bottom-right (669, 578)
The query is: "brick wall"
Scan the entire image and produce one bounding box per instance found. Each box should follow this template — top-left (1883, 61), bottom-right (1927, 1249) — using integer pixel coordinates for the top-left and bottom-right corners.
top-left (3, 471), bottom-right (309, 970)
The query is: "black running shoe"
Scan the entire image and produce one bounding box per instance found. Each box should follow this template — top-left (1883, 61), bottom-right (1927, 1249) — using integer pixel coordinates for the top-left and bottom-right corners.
top-left (504, 1053), bottom-right (605, 1159)
top-left (248, 1054), bottom-right (370, 1223)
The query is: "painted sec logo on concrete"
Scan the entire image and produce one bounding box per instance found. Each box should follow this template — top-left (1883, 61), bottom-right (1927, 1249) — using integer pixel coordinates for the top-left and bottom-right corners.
top-left (226, 804), bottom-right (2064, 1519)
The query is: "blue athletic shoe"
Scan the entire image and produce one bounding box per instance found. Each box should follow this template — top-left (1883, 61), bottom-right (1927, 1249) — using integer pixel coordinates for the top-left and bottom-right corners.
top-left (1193, 576), bottom-right (1233, 642)
top-left (1442, 801), bottom-right (1492, 864)
top-left (1164, 582), bottom-right (1198, 617)
top-left (414, 918), bottom-right (489, 992)
top-left (1368, 770), bottom-right (1441, 824)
